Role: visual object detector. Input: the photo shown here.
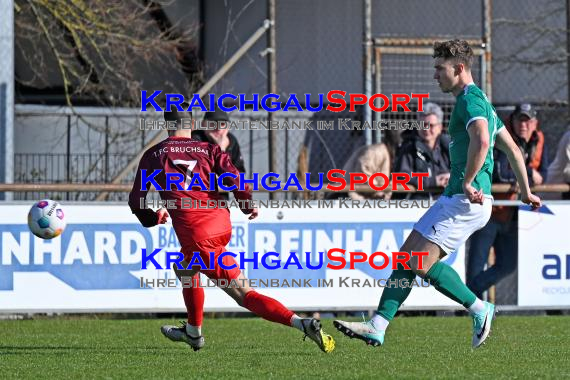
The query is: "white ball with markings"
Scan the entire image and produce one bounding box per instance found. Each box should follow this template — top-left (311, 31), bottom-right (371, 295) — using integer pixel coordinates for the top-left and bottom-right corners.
top-left (27, 199), bottom-right (66, 239)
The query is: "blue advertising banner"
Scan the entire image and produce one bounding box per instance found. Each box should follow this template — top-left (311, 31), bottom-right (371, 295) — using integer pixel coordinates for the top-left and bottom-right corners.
top-left (0, 203), bottom-right (465, 312)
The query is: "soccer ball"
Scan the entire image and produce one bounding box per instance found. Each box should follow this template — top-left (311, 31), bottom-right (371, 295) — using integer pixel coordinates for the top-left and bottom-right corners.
top-left (27, 199), bottom-right (66, 239)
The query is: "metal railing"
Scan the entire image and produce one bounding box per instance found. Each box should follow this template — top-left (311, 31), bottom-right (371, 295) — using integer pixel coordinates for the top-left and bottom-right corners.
top-left (14, 153), bottom-right (137, 201)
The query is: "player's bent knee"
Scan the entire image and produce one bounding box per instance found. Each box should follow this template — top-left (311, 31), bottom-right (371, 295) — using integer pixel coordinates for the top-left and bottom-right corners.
top-left (409, 255), bottom-right (437, 278)
top-left (173, 262), bottom-right (198, 281)
top-left (223, 285), bottom-right (250, 307)
top-left (172, 264), bottom-right (182, 281)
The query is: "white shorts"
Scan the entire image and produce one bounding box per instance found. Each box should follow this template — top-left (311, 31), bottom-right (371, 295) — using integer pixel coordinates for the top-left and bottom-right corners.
top-left (414, 194), bottom-right (493, 255)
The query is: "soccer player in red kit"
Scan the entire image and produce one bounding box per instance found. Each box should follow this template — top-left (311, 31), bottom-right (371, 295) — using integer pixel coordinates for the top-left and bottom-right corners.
top-left (128, 105), bottom-right (335, 353)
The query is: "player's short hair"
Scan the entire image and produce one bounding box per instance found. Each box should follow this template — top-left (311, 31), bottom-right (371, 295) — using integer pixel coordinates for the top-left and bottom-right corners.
top-left (163, 102), bottom-right (192, 126)
top-left (433, 39), bottom-right (474, 69)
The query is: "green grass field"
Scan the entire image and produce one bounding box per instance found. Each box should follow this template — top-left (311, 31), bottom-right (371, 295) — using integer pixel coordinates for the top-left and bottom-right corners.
top-left (0, 316), bottom-right (568, 379)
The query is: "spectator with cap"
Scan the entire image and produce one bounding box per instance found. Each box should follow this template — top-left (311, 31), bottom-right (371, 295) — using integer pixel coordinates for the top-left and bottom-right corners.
top-left (494, 103), bottom-right (549, 186)
top-left (192, 107), bottom-right (246, 173)
top-left (467, 103), bottom-right (549, 299)
top-left (393, 102), bottom-right (451, 199)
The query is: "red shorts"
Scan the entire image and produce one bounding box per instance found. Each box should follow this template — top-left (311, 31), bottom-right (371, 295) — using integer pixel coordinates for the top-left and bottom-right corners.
top-left (181, 231), bottom-right (241, 281)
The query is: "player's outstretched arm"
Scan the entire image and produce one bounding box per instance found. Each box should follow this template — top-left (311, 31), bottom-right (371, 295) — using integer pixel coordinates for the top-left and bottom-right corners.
top-left (464, 119), bottom-right (490, 204)
top-left (495, 127), bottom-right (542, 208)
top-left (128, 154), bottom-right (169, 227)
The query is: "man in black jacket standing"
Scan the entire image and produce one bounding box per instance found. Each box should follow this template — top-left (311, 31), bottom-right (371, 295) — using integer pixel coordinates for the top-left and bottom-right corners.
top-left (193, 107), bottom-right (246, 172)
top-left (393, 102), bottom-right (451, 199)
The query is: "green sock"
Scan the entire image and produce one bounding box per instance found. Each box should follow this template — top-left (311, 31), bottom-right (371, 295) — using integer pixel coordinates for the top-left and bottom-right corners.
top-left (376, 265), bottom-right (416, 321)
top-left (425, 261), bottom-right (476, 308)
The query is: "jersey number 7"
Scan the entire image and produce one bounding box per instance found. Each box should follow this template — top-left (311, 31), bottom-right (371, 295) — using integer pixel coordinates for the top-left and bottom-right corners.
top-left (173, 159), bottom-right (197, 189)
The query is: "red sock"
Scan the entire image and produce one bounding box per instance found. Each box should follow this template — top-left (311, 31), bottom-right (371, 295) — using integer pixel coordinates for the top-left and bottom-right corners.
top-left (182, 274), bottom-right (204, 326)
top-left (242, 290), bottom-right (295, 326)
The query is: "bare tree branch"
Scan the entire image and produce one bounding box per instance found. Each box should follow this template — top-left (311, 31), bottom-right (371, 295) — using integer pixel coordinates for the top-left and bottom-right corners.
top-left (15, 0), bottom-right (202, 108)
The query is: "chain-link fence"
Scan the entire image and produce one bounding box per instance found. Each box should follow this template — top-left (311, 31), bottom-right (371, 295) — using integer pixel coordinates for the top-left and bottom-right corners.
top-left (372, 41), bottom-right (484, 154)
top-left (281, 0), bottom-right (490, 179)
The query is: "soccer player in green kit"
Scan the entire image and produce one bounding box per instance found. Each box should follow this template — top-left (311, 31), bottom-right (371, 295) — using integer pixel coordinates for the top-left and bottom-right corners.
top-left (334, 40), bottom-right (542, 348)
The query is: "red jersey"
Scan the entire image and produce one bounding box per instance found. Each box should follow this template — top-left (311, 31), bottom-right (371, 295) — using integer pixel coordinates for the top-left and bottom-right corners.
top-left (128, 136), bottom-right (252, 243)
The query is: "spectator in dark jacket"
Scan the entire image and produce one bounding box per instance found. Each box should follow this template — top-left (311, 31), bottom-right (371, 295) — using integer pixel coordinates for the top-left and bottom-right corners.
top-left (192, 107), bottom-right (246, 200)
top-left (467, 103), bottom-right (549, 299)
top-left (393, 102), bottom-right (450, 199)
top-left (192, 108), bottom-right (246, 173)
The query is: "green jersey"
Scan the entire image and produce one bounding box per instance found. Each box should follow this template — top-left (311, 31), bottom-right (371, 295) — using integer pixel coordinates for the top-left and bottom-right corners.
top-left (444, 83), bottom-right (504, 196)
